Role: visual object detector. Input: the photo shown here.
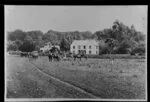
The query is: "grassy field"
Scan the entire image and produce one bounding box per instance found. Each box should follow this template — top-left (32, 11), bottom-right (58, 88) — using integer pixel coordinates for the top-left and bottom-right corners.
top-left (6, 55), bottom-right (146, 99)
top-left (87, 54), bottom-right (145, 59)
top-left (6, 55), bottom-right (94, 98)
top-left (31, 56), bottom-right (146, 99)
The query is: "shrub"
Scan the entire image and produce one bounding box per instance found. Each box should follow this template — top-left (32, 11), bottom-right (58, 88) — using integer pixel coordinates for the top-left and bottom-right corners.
top-left (7, 43), bottom-right (18, 51)
top-left (131, 47), bottom-right (145, 56)
top-left (19, 41), bottom-right (36, 52)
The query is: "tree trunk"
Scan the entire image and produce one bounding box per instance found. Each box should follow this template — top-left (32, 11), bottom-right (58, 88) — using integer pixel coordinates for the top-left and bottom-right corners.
top-left (109, 50), bottom-right (113, 72)
top-left (109, 50), bottom-right (114, 64)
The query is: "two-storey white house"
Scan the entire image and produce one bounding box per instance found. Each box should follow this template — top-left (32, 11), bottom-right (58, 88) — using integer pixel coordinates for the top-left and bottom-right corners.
top-left (70, 40), bottom-right (100, 55)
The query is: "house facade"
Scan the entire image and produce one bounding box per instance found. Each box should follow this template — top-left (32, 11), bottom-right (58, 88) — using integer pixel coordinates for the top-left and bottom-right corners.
top-left (70, 40), bottom-right (100, 55)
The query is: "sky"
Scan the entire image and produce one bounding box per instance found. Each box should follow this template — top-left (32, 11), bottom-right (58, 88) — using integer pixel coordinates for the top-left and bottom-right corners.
top-left (5, 6), bottom-right (147, 34)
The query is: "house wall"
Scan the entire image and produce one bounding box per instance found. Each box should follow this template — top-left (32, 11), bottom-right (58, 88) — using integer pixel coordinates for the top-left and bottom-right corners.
top-left (70, 41), bottom-right (99, 55)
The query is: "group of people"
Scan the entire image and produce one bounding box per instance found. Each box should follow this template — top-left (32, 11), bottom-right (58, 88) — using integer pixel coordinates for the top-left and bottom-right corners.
top-left (20, 47), bottom-right (88, 62)
top-left (47, 50), bottom-right (88, 62)
top-left (47, 51), bottom-right (62, 62)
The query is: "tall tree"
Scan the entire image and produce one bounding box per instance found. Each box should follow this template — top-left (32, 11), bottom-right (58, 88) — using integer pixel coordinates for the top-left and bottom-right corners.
top-left (7, 29), bottom-right (26, 41)
top-left (7, 41), bottom-right (18, 51)
top-left (27, 30), bottom-right (43, 40)
top-left (24, 35), bottom-right (33, 42)
top-left (19, 41), bottom-right (35, 52)
top-left (60, 37), bottom-right (70, 52)
top-left (105, 38), bottom-right (118, 64)
top-left (43, 30), bottom-right (59, 44)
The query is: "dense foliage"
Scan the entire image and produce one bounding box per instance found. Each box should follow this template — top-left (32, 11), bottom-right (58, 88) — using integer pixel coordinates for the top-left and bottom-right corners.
top-left (6, 20), bottom-right (146, 55)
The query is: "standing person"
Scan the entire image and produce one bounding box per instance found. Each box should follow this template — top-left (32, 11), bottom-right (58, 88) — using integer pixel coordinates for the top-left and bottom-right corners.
top-left (48, 51), bottom-right (53, 62)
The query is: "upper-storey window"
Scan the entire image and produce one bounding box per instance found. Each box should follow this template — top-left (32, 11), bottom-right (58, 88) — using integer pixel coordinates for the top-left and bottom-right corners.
top-left (83, 45), bottom-right (86, 49)
top-left (89, 45), bottom-right (92, 49)
top-left (73, 46), bottom-right (75, 49)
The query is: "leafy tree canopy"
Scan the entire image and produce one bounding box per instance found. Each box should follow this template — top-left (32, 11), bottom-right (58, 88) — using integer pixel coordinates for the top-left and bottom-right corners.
top-left (6, 20), bottom-right (146, 55)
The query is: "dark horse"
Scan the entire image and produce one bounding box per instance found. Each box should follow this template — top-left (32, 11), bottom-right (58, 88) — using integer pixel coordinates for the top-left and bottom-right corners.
top-left (73, 53), bottom-right (88, 61)
top-left (48, 52), bottom-right (61, 62)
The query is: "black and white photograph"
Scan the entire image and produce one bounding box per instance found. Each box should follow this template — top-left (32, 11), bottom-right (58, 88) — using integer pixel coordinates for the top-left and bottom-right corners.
top-left (5, 6), bottom-right (147, 101)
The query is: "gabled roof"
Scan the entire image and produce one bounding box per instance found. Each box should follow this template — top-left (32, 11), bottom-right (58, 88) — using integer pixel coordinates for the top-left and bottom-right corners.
top-left (71, 40), bottom-right (99, 45)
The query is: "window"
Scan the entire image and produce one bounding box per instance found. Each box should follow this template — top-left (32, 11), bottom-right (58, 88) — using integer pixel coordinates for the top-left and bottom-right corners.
top-left (83, 45), bottom-right (86, 49)
top-left (96, 51), bottom-right (98, 54)
top-left (89, 51), bottom-right (92, 54)
top-left (78, 45), bottom-right (81, 49)
top-left (73, 46), bottom-right (75, 49)
top-left (89, 45), bottom-right (92, 49)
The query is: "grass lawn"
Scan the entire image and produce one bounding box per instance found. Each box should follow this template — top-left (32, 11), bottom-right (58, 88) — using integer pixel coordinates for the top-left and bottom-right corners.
top-left (32, 57), bottom-right (146, 99)
top-left (6, 55), bottom-right (94, 98)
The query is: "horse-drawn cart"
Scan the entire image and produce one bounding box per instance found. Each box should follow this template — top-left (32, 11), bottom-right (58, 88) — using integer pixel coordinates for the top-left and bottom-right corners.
top-left (30, 51), bottom-right (39, 58)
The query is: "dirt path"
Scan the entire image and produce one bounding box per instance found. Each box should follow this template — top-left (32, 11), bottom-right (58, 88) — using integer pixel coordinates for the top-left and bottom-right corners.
top-left (29, 60), bottom-right (98, 98)
top-left (6, 55), bottom-right (97, 98)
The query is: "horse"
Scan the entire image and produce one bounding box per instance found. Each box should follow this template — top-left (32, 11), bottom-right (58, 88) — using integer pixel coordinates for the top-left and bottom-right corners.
top-left (53, 53), bottom-right (61, 61)
top-left (20, 52), bottom-right (29, 57)
top-left (48, 51), bottom-right (62, 62)
top-left (72, 53), bottom-right (88, 61)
